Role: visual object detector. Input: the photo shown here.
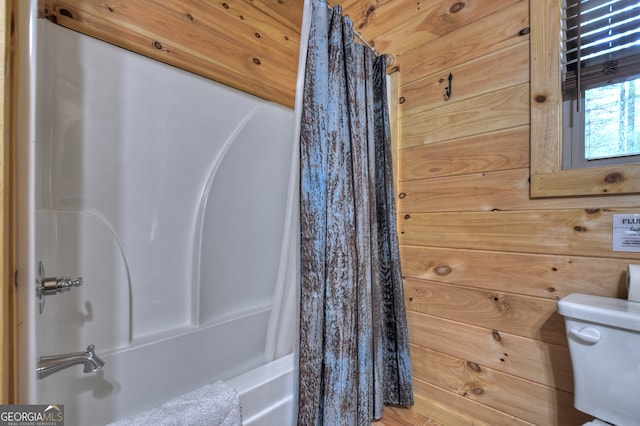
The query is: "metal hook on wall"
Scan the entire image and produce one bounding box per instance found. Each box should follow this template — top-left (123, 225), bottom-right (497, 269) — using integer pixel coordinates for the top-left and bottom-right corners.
top-left (444, 72), bottom-right (453, 100)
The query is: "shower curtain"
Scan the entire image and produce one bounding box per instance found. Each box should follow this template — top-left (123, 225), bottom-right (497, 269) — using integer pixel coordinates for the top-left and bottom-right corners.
top-left (297, 1), bottom-right (413, 424)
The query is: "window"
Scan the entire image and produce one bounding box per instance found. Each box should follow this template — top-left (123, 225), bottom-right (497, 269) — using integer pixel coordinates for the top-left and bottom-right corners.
top-left (562, 0), bottom-right (640, 169)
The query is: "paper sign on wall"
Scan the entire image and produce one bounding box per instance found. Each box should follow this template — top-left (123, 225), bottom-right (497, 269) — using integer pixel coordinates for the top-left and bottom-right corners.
top-left (613, 214), bottom-right (640, 252)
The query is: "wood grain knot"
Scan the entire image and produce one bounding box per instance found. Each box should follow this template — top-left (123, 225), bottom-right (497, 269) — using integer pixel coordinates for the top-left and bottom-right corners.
top-left (59, 8), bottom-right (73, 18)
top-left (471, 387), bottom-right (484, 395)
top-left (255, 32), bottom-right (261, 38)
top-left (399, 97), bottom-right (406, 104)
top-left (585, 208), bottom-right (601, 214)
top-left (574, 226), bottom-right (587, 233)
top-left (604, 172), bottom-right (624, 184)
top-left (253, 58), bottom-right (261, 65)
top-left (548, 287), bottom-right (556, 293)
top-left (404, 214), bottom-right (411, 220)
top-left (492, 330), bottom-right (501, 342)
top-left (466, 361), bottom-right (481, 372)
top-left (398, 192), bottom-right (406, 199)
top-left (535, 95), bottom-right (547, 103)
top-left (434, 265), bottom-right (452, 276)
top-left (518, 27), bottom-right (530, 36)
top-left (153, 41), bottom-right (163, 50)
top-left (450, 2), bottom-right (465, 13)
top-left (222, 3), bottom-right (229, 9)
top-left (358, 6), bottom-right (376, 30)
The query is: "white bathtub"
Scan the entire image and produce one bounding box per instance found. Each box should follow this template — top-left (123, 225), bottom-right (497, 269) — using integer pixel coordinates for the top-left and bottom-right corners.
top-left (100, 350), bottom-right (295, 426)
top-left (230, 353), bottom-right (295, 426)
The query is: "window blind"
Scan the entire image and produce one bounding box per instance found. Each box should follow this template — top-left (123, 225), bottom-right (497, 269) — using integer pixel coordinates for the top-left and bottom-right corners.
top-left (562, 0), bottom-right (640, 90)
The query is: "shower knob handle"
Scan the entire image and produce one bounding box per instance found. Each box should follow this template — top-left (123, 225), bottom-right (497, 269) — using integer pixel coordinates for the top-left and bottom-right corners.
top-left (40, 276), bottom-right (83, 296)
top-left (36, 261), bottom-right (83, 314)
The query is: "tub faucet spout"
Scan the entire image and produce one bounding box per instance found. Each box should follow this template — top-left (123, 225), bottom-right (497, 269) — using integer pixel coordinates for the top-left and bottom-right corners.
top-left (37, 345), bottom-right (105, 380)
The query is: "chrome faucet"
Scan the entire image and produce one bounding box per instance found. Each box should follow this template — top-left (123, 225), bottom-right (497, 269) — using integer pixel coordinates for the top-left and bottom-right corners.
top-left (37, 344), bottom-right (105, 380)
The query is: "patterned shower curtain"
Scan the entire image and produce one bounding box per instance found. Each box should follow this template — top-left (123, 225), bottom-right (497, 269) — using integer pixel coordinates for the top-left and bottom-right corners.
top-left (297, 1), bottom-right (414, 424)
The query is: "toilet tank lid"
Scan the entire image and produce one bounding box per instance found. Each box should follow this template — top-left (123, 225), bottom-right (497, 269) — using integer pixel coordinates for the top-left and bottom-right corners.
top-left (557, 293), bottom-right (640, 332)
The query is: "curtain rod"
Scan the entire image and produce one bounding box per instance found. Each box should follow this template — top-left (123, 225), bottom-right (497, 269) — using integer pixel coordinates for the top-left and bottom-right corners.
top-left (325, 2), bottom-right (395, 67)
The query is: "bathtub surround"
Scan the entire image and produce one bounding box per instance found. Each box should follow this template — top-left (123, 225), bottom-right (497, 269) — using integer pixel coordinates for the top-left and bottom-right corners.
top-left (18, 11), bottom-right (297, 425)
top-left (297, 1), bottom-right (414, 424)
top-left (264, 0), bottom-right (311, 362)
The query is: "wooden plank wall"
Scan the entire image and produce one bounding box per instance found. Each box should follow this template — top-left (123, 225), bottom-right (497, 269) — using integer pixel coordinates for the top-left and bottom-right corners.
top-left (0, 0), bottom-right (9, 405)
top-left (337, 0), bottom-right (640, 424)
top-left (1, 0), bottom-right (17, 405)
top-left (40, 0), bottom-right (302, 108)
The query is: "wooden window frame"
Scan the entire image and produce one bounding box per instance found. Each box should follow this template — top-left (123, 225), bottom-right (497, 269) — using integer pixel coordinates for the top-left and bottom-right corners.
top-left (530, 0), bottom-right (640, 197)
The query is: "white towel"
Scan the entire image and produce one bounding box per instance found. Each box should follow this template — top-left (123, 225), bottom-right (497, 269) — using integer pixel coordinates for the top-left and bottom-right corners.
top-left (108, 380), bottom-right (243, 426)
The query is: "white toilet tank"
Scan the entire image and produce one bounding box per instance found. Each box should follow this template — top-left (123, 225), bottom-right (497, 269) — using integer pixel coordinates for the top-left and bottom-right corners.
top-left (557, 293), bottom-right (640, 426)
